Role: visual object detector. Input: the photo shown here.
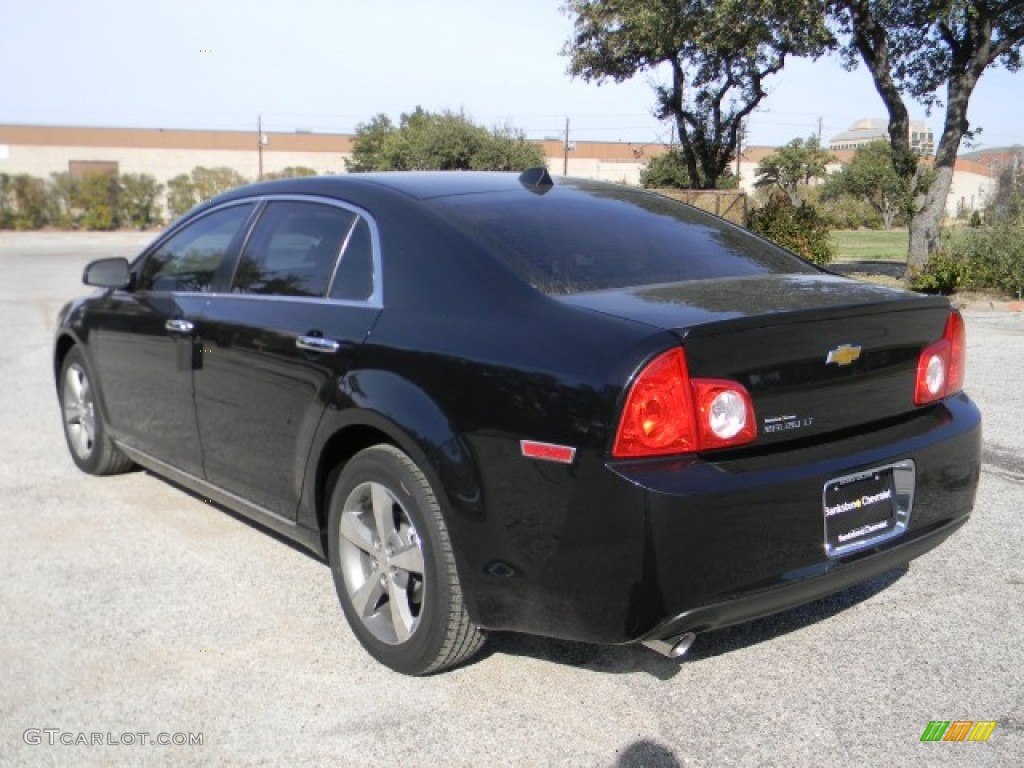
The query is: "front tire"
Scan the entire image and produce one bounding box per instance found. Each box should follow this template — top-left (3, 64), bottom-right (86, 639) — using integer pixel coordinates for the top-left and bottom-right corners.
top-left (58, 347), bottom-right (133, 476)
top-left (327, 445), bottom-right (485, 675)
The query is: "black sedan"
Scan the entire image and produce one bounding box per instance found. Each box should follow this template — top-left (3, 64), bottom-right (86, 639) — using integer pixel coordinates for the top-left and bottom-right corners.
top-left (54, 170), bottom-right (981, 675)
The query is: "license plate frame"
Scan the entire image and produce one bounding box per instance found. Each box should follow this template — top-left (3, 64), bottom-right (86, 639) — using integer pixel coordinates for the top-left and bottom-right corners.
top-left (823, 460), bottom-right (915, 557)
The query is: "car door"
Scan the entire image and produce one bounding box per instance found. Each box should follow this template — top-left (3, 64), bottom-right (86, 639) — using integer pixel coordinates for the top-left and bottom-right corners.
top-left (193, 198), bottom-right (381, 519)
top-left (87, 202), bottom-right (257, 476)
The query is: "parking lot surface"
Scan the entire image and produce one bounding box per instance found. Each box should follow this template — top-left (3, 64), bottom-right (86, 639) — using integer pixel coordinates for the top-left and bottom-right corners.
top-left (1, 232), bottom-right (1021, 767)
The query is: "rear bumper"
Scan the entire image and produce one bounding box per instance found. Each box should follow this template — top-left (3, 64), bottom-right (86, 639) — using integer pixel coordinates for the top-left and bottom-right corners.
top-left (636, 515), bottom-right (967, 643)
top-left (463, 394), bottom-right (981, 646)
top-left (615, 393), bottom-right (982, 644)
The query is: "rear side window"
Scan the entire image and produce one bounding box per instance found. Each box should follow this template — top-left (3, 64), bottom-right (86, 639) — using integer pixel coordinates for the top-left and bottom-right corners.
top-left (138, 204), bottom-right (254, 292)
top-left (425, 182), bottom-right (818, 295)
top-left (232, 202), bottom-right (357, 297)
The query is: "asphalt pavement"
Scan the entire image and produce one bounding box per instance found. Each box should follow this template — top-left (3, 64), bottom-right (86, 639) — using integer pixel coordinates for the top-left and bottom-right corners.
top-left (1, 232), bottom-right (1021, 767)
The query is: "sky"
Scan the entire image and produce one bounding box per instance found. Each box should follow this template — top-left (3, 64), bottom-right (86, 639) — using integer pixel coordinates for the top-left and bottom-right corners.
top-left (1, 0), bottom-right (1022, 151)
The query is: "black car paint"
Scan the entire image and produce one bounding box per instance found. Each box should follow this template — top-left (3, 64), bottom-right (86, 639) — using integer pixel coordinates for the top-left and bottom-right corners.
top-left (55, 173), bottom-right (981, 650)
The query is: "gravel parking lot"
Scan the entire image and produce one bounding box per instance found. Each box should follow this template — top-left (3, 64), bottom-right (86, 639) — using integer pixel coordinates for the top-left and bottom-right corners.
top-left (2, 232), bottom-right (1021, 767)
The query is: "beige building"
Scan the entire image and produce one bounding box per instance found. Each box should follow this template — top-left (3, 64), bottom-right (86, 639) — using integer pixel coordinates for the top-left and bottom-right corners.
top-left (829, 117), bottom-right (935, 156)
top-left (0, 123), bottom-right (991, 219)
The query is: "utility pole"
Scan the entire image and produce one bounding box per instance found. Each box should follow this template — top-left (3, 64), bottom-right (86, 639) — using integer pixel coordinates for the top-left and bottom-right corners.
top-left (817, 116), bottom-right (823, 144)
top-left (563, 118), bottom-right (570, 176)
top-left (257, 115), bottom-right (264, 180)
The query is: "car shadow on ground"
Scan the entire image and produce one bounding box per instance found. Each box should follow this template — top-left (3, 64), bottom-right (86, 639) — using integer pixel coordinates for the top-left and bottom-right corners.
top-left (479, 566), bottom-right (909, 680)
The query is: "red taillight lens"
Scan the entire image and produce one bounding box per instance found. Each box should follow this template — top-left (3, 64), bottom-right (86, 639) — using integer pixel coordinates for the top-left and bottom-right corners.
top-left (613, 348), bottom-right (757, 458)
top-left (914, 310), bottom-right (966, 405)
top-left (613, 349), bottom-right (697, 457)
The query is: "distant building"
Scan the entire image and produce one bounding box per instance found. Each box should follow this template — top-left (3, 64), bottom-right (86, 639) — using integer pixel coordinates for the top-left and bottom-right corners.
top-left (830, 118), bottom-right (935, 156)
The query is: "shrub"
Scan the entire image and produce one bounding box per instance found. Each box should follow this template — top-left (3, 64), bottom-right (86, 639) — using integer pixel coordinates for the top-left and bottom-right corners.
top-left (75, 171), bottom-right (119, 230)
top-left (908, 252), bottom-right (969, 294)
top-left (6, 174), bottom-right (48, 229)
top-left (119, 173), bottom-right (163, 229)
top-left (262, 166), bottom-right (318, 180)
top-left (747, 196), bottom-right (835, 266)
top-left (911, 223), bottom-right (1024, 297)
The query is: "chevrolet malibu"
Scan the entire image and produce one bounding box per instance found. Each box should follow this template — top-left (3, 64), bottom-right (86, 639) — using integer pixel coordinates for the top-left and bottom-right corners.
top-left (54, 170), bottom-right (981, 675)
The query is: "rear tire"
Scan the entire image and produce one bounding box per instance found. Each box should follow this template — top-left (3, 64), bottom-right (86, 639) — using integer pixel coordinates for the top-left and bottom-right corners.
top-left (58, 347), bottom-right (133, 476)
top-left (327, 444), bottom-right (485, 675)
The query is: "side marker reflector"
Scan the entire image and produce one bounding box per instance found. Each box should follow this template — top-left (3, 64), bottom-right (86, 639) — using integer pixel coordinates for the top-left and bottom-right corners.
top-left (520, 440), bottom-right (576, 464)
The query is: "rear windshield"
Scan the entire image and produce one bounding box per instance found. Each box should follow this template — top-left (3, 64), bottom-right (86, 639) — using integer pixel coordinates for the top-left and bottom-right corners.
top-left (426, 182), bottom-right (818, 295)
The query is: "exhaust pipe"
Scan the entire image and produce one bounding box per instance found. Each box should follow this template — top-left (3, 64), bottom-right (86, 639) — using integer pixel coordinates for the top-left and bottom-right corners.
top-left (642, 632), bottom-right (697, 660)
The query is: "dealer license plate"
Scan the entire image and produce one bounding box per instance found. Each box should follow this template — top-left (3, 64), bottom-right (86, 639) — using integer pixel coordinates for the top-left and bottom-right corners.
top-left (823, 461), bottom-right (915, 556)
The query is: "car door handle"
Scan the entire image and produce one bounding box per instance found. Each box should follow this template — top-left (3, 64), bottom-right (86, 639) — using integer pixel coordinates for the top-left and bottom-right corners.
top-left (165, 318), bottom-right (195, 333)
top-left (296, 335), bottom-right (342, 353)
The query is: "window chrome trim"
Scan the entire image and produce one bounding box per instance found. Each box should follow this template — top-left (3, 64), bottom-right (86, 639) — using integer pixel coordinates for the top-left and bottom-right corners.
top-left (134, 194), bottom-right (384, 309)
top-left (234, 194), bottom-right (383, 308)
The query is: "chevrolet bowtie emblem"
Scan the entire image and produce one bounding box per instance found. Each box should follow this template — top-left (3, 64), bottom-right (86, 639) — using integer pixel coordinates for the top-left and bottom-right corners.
top-left (826, 344), bottom-right (862, 366)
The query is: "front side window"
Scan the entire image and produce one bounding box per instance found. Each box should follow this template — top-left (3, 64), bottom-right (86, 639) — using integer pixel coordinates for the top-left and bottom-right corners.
top-left (137, 204), bottom-right (254, 292)
top-left (232, 202), bottom-right (357, 297)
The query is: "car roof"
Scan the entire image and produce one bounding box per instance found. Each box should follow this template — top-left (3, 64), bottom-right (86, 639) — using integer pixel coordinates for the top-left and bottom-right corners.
top-left (215, 171), bottom-right (541, 205)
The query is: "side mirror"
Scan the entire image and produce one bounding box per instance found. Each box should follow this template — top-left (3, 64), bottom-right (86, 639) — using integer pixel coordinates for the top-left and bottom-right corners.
top-left (83, 257), bottom-right (131, 289)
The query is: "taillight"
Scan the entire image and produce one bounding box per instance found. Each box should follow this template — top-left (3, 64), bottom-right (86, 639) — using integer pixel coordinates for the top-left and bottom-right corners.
top-left (914, 310), bottom-right (966, 406)
top-left (612, 348), bottom-right (756, 458)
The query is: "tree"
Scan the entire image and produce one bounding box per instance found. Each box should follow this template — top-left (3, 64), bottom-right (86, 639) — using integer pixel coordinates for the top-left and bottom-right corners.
top-left (833, 1), bottom-right (1024, 269)
top-left (565, 1), bottom-right (831, 189)
top-left (822, 140), bottom-right (910, 229)
top-left (347, 108), bottom-right (545, 172)
top-left (640, 150), bottom-right (692, 189)
top-left (754, 136), bottom-right (834, 205)
top-left (470, 124), bottom-right (547, 171)
top-left (119, 173), bottom-right (164, 229)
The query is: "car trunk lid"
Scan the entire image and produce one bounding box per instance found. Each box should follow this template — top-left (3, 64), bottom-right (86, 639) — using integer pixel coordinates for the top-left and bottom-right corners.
top-left (559, 274), bottom-right (954, 447)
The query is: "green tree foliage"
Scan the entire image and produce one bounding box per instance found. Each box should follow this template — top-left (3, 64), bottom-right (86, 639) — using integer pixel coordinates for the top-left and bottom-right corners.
top-left (263, 166), bottom-right (319, 180)
top-left (0, 175), bottom-right (11, 228)
top-left (822, 140), bottom-right (910, 229)
top-left (166, 174), bottom-right (197, 218)
top-left (5, 174), bottom-right (49, 229)
top-left (747, 196), bottom-right (835, 265)
top-left (834, 1), bottom-right (1024, 269)
top-left (119, 173), bottom-right (164, 229)
top-left (470, 124), bottom-right (548, 171)
top-left (47, 172), bottom-right (80, 228)
top-left (754, 136), bottom-right (833, 205)
top-left (74, 171), bottom-right (119, 230)
top-left (190, 166), bottom-right (248, 203)
top-left (565, 1), bottom-right (831, 189)
top-left (165, 167), bottom-right (249, 218)
top-left (348, 108), bottom-right (544, 172)
top-left (911, 223), bottom-right (1024, 297)
top-left (640, 150), bottom-right (692, 189)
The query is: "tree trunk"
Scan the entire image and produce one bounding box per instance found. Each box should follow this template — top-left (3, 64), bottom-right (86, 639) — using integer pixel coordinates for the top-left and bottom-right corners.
top-left (907, 164), bottom-right (954, 270)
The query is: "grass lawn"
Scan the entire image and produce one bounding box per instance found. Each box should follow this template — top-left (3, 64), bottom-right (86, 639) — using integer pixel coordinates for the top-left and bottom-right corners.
top-left (831, 228), bottom-right (909, 262)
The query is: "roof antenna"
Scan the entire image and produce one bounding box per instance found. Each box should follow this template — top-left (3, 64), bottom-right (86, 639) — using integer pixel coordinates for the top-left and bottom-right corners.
top-left (518, 167), bottom-right (554, 195)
